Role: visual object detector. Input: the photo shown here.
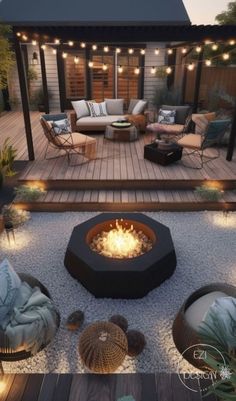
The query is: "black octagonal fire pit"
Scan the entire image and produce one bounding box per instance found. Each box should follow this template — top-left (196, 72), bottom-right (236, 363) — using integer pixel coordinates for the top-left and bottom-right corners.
top-left (64, 213), bottom-right (177, 299)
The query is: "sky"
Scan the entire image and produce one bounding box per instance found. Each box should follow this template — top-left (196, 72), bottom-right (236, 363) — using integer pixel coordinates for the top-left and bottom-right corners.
top-left (183, 0), bottom-right (230, 24)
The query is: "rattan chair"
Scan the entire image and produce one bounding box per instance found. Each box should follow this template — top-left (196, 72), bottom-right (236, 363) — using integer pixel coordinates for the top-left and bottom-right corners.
top-left (172, 283), bottom-right (236, 371)
top-left (177, 119), bottom-right (231, 169)
top-left (40, 113), bottom-right (96, 164)
top-left (0, 273), bottom-right (60, 373)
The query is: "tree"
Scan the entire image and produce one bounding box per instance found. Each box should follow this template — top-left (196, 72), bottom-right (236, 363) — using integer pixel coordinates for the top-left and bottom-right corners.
top-left (216, 1), bottom-right (236, 24)
top-left (0, 25), bottom-right (14, 90)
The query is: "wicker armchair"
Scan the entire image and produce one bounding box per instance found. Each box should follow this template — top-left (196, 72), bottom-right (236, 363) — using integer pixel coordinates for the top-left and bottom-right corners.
top-left (0, 273), bottom-right (60, 373)
top-left (172, 283), bottom-right (236, 370)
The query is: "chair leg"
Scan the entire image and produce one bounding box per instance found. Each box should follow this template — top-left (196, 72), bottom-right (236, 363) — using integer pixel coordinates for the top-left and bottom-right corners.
top-left (0, 361), bottom-right (4, 375)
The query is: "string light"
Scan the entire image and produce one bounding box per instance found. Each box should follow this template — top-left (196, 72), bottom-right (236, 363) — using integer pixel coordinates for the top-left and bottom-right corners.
top-left (16, 32), bottom-right (21, 37)
top-left (205, 59), bottom-right (212, 66)
top-left (204, 39), bottom-right (211, 45)
top-left (182, 47), bottom-right (187, 54)
top-left (62, 52), bottom-right (68, 58)
top-left (155, 48), bottom-right (160, 55)
top-left (41, 44), bottom-right (46, 50)
top-left (166, 66), bottom-right (172, 74)
top-left (104, 46), bottom-right (109, 52)
top-left (167, 48), bottom-right (173, 55)
top-left (88, 61), bottom-right (94, 68)
top-left (102, 63), bottom-right (108, 71)
top-left (116, 48), bottom-right (121, 54)
top-left (229, 39), bottom-right (235, 46)
top-left (212, 43), bottom-right (218, 51)
top-left (68, 41), bottom-right (74, 46)
top-left (118, 65), bottom-right (123, 73)
top-left (80, 42), bottom-right (86, 48)
top-left (128, 48), bottom-right (134, 54)
top-left (223, 53), bottom-right (230, 60)
top-left (52, 49), bottom-right (57, 55)
top-left (74, 56), bottom-right (79, 64)
top-left (196, 46), bottom-right (202, 53)
top-left (22, 34), bottom-right (28, 41)
top-left (32, 40), bottom-right (37, 46)
top-left (187, 62), bottom-right (195, 71)
top-left (140, 49), bottom-right (145, 55)
top-left (54, 38), bottom-right (60, 45)
top-left (151, 66), bottom-right (156, 74)
top-left (134, 66), bottom-right (140, 75)
top-left (92, 44), bottom-right (97, 51)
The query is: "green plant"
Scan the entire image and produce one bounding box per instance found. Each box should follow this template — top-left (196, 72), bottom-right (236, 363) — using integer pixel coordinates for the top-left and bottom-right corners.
top-left (195, 185), bottom-right (223, 201)
top-left (0, 25), bottom-right (14, 90)
top-left (208, 85), bottom-right (236, 112)
top-left (216, 1), bottom-right (236, 24)
top-left (27, 66), bottom-right (38, 100)
top-left (14, 185), bottom-right (46, 201)
top-left (152, 86), bottom-right (182, 108)
top-left (0, 138), bottom-right (17, 177)
top-left (2, 204), bottom-right (31, 227)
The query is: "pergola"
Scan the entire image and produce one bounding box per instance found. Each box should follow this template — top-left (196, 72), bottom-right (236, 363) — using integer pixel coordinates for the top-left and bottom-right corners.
top-left (11, 24), bottom-right (236, 162)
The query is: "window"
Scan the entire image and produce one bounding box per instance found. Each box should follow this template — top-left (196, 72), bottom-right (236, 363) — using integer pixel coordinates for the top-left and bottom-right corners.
top-left (91, 54), bottom-right (115, 101)
top-left (65, 51), bottom-right (86, 99)
top-left (117, 55), bottom-right (140, 109)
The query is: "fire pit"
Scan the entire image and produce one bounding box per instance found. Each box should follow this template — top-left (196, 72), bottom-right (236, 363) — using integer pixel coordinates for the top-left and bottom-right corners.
top-left (64, 213), bottom-right (176, 299)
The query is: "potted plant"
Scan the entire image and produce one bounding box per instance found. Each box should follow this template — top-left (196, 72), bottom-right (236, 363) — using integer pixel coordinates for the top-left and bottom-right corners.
top-left (0, 138), bottom-right (17, 189)
top-left (31, 87), bottom-right (51, 112)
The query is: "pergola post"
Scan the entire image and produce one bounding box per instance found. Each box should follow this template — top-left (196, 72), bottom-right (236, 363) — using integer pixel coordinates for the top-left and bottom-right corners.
top-left (192, 51), bottom-right (204, 113)
top-left (13, 35), bottom-right (35, 161)
top-left (226, 108), bottom-right (236, 161)
top-left (39, 43), bottom-right (50, 114)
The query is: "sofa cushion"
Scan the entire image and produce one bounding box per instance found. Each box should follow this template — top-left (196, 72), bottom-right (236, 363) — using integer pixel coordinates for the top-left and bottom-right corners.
top-left (158, 109), bottom-right (176, 125)
top-left (132, 100), bottom-right (147, 115)
top-left (52, 118), bottom-right (71, 135)
top-left (87, 101), bottom-right (107, 117)
top-left (162, 105), bottom-right (191, 125)
top-left (0, 259), bottom-right (21, 326)
top-left (71, 100), bottom-right (90, 119)
top-left (58, 132), bottom-right (95, 147)
top-left (76, 115), bottom-right (125, 128)
top-left (105, 99), bottom-right (124, 115)
top-left (178, 133), bottom-right (202, 149)
top-left (192, 112), bottom-right (216, 135)
top-left (185, 291), bottom-right (227, 331)
top-left (128, 99), bottom-right (140, 114)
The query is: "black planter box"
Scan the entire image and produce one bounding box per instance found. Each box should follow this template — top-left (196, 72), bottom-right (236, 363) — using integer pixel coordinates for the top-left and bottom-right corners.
top-left (144, 142), bottom-right (183, 166)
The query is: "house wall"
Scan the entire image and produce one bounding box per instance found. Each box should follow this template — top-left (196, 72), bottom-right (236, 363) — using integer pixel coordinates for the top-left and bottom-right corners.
top-left (8, 42), bottom-right (167, 111)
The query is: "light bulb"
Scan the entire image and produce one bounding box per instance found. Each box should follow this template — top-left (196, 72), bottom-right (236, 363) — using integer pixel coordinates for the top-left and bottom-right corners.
top-left (128, 48), bottom-right (134, 54)
top-left (116, 48), bottom-right (121, 54)
top-left (52, 49), bottom-right (57, 55)
top-left (196, 46), bottom-right (202, 53)
top-left (104, 46), bottom-right (109, 53)
top-left (205, 59), bottom-right (212, 66)
top-left (182, 47), bottom-right (187, 54)
top-left (166, 66), bottom-right (172, 74)
top-left (103, 63), bottom-right (108, 71)
top-left (54, 39), bottom-right (60, 45)
top-left (80, 42), bottom-right (86, 48)
top-left (187, 63), bottom-right (195, 71)
top-left (16, 32), bottom-right (21, 37)
top-left (22, 34), bottom-right (28, 41)
top-left (151, 66), bottom-right (156, 74)
top-left (167, 49), bottom-right (173, 55)
top-left (92, 44), bottom-right (97, 51)
top-left (32, 40), bottom-right (37, 46)
top-left (41, 44), bottom-right (46, 50)
top-left (62, 52), bottom-right (67, 58)
top-left (68, 41), bottom-right (74, 46)
top-left (88, 61), bottom-right (94, 68)
top-left (74, 56), bottom-right (79, 64)
top-left (118, 65), bottom-right (123, 73)
top-left (140, 49), bottom-right (145, 55)
top-left (134, 67), bottom-right (140, 75)
top-left (223, 53), bottom-right (230, 60)
top-left (155, 48), bottom-right (160, 55)
top-left (212, 43), bottom-right (218, 51)
top-left (229, 40), bottom-right (235, 46)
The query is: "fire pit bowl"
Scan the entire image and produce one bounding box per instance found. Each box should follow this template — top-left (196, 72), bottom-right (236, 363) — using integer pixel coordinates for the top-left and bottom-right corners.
top-left (64, 213), bottom-right (176, 299)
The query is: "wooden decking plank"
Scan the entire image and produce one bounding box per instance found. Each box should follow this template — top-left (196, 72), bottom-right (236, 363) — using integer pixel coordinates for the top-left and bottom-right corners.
top-left (21, 374), bottom-right (44, 401)
top-left (5, 374), bottom-right (29, 401)
top-left (38, 375), bottom-right (59, 401)
top-left (114, 374), bottom-right (142, 401)
top-left (0, 375), bottom-right (15, 401)
top-left (52, 375), bottom-right (73, 401)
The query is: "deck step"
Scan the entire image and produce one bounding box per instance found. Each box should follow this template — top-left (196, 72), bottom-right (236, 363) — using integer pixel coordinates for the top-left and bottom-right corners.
top-left (13, 189), bottom-right (236, 212)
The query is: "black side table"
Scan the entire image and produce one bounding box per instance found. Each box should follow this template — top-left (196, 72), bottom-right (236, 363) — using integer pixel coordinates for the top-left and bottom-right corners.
top-left (144, 142), bottom-right (183, 166)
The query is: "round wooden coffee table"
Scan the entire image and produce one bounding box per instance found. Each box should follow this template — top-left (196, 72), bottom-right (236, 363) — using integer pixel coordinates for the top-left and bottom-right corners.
top-left (105, 124), bottom-right (139, 142)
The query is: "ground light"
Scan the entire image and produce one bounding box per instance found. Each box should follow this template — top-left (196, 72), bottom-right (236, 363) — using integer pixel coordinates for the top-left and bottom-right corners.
top-left (212, 211), bottom-right (236, 228)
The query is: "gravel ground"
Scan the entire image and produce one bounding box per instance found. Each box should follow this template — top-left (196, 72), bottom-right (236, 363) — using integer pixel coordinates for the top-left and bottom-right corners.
top-left (0, 211), bottom-right (236, 374)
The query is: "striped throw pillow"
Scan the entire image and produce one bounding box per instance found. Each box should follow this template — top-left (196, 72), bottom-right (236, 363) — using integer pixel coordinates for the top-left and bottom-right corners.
top-left (87, 101), bottom-right (108, 117)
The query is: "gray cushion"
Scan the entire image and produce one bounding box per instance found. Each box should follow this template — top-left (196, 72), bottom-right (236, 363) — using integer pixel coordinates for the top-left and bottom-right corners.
top-left (105, 99), bottom-right (124, 115)
top-left (76, 115), bottom-right (125, 127)
top-left (185, 291), bottom-right (227, 331)
top-left (0, 259), bottom-right (21, 326)
top-left (128, 99), bottom-right (140, 114)
top-left (161, 105), bottom-right (191, 125)
top-left (132, 100), bottom-right (147, 115)
top-left (71, 100), bottom-right (90, 119)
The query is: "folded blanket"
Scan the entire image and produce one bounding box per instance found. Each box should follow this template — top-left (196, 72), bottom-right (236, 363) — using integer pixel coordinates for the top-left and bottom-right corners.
top-left (2, 282), bottom-right (58, 354)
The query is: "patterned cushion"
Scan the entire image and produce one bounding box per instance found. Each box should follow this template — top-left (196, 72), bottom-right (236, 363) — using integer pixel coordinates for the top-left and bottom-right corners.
top-left (158, 109), bottom-right (176, 125)
top-left (71, 100), bottom-right (90, 119)
top-left (87, 101), bottom-right (108, 117)
top-left (192, 113), bottom-right (216, 135)
top-left (52, 118), bottom-right (71, 135)
top-left (161, 105), bottom-right (191, 125)
top-left (0, 259), bottom-right (21, 325)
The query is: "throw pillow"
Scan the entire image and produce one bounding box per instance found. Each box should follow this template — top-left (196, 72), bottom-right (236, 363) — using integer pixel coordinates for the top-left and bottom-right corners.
top-left (87, 101), bottom-right (108, 117)
top-left (161, 105), bottom-right (192, 125)
top-left (71, 100), bottom-right (90, 119)
top-left (52, 118), bottom-right (71, 135)
top-left (192, 112), bottom-right (216, 135)
top-left (128, 99), bottom-right (140, 114)
top-left (158, 109), bottom-right (176, 125)
top-left (105, 99), bottom-right (124, 115)
top-left (132, 100), bottom-right (147, 115)
top-left (0, 259), bottom-right (21, 325)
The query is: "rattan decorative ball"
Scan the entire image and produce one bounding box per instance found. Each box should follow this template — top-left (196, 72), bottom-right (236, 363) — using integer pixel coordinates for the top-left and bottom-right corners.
top-left (109, 315), bottom-right (128, 332)
top-left (79, 321), bottom-right (128, 373)
top-left (66, 310), bottom-right (84, 331)
top-left (126, 330), bottom-right (146, 357)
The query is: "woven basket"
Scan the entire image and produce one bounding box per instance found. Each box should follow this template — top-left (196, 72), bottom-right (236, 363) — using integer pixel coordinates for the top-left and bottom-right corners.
top-left (79, 321), bottom-right (128, 373)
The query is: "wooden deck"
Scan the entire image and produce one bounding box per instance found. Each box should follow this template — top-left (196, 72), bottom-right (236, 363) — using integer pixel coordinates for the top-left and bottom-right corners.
top-left (1, 111), bottom-right (236, 211)
top-left (0, 374), bottom-right (219, 401)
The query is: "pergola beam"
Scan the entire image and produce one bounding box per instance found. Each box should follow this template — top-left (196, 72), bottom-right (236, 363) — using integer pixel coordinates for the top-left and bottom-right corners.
top-left (39, 42), bottom-right (50, 114)
top-left (13, 34), bottom-right (35, 161)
